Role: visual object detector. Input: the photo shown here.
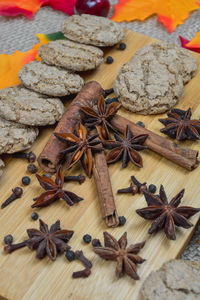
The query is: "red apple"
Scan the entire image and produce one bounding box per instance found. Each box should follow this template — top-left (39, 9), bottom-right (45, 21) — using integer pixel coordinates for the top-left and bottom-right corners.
top-left (75, 0), bottom-right (110, 17)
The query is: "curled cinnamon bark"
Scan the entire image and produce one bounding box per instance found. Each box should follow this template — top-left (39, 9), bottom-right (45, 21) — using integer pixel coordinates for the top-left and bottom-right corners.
top-left (38, 81), bottom-right (104, 173)
top-left (111, 115), bottom-right (199, 171)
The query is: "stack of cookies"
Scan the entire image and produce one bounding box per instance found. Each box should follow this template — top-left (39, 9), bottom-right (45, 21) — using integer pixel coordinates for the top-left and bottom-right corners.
top-left (0, 14), bottom-right (125, 177)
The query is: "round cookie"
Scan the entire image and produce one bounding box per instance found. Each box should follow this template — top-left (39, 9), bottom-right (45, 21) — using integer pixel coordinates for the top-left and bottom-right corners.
top-left (0, 116), bottom-right (39, 154)
top-left (113, 42), bottom-right (197, 115)
top-left (0, 86), bottom-right (65, 126)
top-left (0, 158), bottom-right (5, 177)
top-left (62, 14), bottom-right (124, 47)
top-left (19, 61), bottom-right (84, 97)
top-left (38, 39), bottom-right (104, 72)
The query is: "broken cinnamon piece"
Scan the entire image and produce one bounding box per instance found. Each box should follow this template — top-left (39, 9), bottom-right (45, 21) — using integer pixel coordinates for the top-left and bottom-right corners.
top-left (111, 115), bottom-right (199, 171)
top-left (93, 150), bottom-right (119, 227)
top-left (38, 81), bottom-right (104, 173)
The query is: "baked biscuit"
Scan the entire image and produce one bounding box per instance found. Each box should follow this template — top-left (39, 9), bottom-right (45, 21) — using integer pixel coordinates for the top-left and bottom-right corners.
top-left (62, 14), bottom-right (124, 47)
top-left (38, 39), bottom-right (104, 71)
top-left (19, 61), bottom-right (84, 97)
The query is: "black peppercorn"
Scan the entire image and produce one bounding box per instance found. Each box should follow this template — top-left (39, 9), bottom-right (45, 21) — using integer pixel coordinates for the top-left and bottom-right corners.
top-left (106, 56), bottom-right (114, 64)
top-left (27, 164), bottom-right (38, 174)
top-left (4, 234), bottom-right (13, 245)
top-left (148, 184), bottom-right (157, 194)
top-left (65, 250), bottom-right (75, 262)
top-left (136, 121), bottom-right (145, 128)
top-left (118, 216), bottom-right (126, 226)
top-left (119, 42), bottom-right (126, 50)
top-left (83, 234), bottom-right (92, 244)
top-left (31, 212), bottom-right (39, 221)
top-left (105, 97), bottom-right (119, 105)
top-left (22, 176), bottom-right (31, 186)
top-left (43, 173), bottom-right (51, 178)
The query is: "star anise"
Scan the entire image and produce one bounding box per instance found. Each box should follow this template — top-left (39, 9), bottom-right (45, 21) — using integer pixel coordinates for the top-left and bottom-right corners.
top-left (27, 219), bottom-right (73, 261)
top-left (103, 125), bottom-right (148, 168)
top-left (4, 219), bottom-right (74, 261)
top-left (81, 95), bottom-right (121, 140)
top-left (159, 108), bottom-right (200, 141)
top-left (54, 123), bottom-right (103, 177)
top-left (136, 185), bottom-right (200, 240)
top-left (32, 165), bottom-right (83, 208)
top-left (93, 232), bottom-right (146, 280)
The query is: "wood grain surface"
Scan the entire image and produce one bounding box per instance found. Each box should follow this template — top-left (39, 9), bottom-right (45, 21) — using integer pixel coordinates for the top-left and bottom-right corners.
top-left (0, 30), bottom-right (200, 300)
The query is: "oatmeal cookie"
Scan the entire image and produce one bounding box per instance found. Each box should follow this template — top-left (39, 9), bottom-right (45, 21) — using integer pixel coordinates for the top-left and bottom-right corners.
top-left (0, 86), bottom-right (65, 126)
top-left (62, 14), bottom-right (124, 47)
top-left (19, 61), bottom-right (84, 97)
top-left (38, 39), bottom-right (103, 71)
top-left (0, 158), bottom-right (5, 177)
top-left (114, 42), bottom-right (197, 114)
top-left (0, 117), bottom-right (39, 154)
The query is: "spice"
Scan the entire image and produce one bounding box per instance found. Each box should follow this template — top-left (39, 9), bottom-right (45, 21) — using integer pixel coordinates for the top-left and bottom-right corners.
top-left (27, 164), bottom-right (38, 174)
top-left (72, 250), bottom-right (92, 278)
top-left (4, 235), bottom-right (13, 245)
top-left (104, 125), bottom-right (148, 168)
top-left (118, 216), bottom-right (126, 226)
top-left (1, 187), bottom-right (23, 209)
top-left (38, 81), bottom-right (104, 173)
top-left (4, 241), bottom-right (27, 253)
top-left (118, 176), bottom-right (147, 195)
top-left (13, 151), bottom-right (36, 162)
top-left (110, 114), bottom-right (199, 171)
top-left (93, 150), bottom-right (119, 227)
top-left (31, 212), bottom-right (39, 221)
top-left (93, 232), bottom-right (146, 280)
top-left (64, 174), bottom-right (85, 184)
top-left (81, 95), bottom-right (121, 140)
top-left (22, 176), bottom-right (31, 186)
top-left (43, 173), bottom-right (51, 178)
top-left (26, 219), bottom-right (73, 261)
top-left (92, 239), bottom-right (102, 247)
top-left (105, 97), bottom-right (119, 106)
top-left (65, 250), bottom-right (75, 262)
top-left (136, 121), bottom-right (145, 128)
top-left (106, 56), bottom-right (114, 64)
top-left (148, 184), bottom-right (157, 194)
top-left (31, 166), bottom-right (83, 208)
top-left (119, 42), bottom-right (126, 50)
top-left (159, 108), bottom-right (200, 141)
top-left (104, 88), bottom-right (114, 97)
top-left (136, 185), bottom-right (200, 240)
top-left (83, 234), bottom-right (92, 244)
top-left (55, 123), bottom-right (103, 178)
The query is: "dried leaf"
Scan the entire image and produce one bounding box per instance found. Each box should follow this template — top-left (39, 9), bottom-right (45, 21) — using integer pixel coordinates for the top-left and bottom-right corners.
top-left (0, 31), bottom-right (65, 89)
top-left (111, 0), bottom-right (200, 33)
top-left (180, 33), bottom-right (200, 53)
top-left (0, 0), bottom-right (77, 19)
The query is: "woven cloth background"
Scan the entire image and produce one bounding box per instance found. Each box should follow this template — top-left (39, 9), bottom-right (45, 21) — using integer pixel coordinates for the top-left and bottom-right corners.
top-left (0, 1), bottom-right (200, 260)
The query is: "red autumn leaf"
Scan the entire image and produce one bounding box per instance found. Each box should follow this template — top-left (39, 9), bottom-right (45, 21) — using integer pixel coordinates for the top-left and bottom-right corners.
top-left (111, 0), bottom-right (200, 33)
top-left (180, 34), bottom-right (200, 54)
top-left (0, 0), bottom-right (77, 19)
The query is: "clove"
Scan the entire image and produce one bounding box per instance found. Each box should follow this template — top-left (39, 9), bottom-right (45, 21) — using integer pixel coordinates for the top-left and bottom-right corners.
top-left (4, 240), bottom-right (27, 253)
top-left (12, 151), bottom-right (36, 163)
top-left (117, 176), bottom-right (147, 196)
top-left (64, 174), bottom-right (85, 185)
top-left (1, 187), bottom-right (23, 209)
top-left (72, 250), bottom-right (92, 279)
top-left (104, 88), bottom-right (114, 97)
top-left (72, 268), bottom-right (91, 278)
top-left (117, 183), bottom-right (138, 195)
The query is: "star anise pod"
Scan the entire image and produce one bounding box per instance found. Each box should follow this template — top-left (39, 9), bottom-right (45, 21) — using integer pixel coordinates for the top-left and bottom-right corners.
top-left (54, 123), bottom-right (103, 177)
top-left (93, 232), bottom-right (146, 280)
top-left (104, 125), bottom-right (148, 168)
top-left (26, 219), bottom-right (74, 261)
top-left (159, 108), bottom-right (200, 141)
top-left (81, 95), bottom-right (121, 140)
top-left (32, 165), bottom-right (83, 208)
top-left (136, 185), bottom-right (200, 240)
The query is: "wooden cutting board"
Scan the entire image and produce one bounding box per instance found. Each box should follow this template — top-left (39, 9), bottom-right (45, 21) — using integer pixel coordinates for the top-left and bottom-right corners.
top-left (0, 30), bottom-right (200, 300)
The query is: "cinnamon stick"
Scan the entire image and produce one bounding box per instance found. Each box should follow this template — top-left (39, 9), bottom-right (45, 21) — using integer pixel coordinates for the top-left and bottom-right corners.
top-left (93, 150), bottom-right (119, 227)
top-left (38, 81), bottom-right (104, 173)
top-left (111, 115), bottom-right (199, 171)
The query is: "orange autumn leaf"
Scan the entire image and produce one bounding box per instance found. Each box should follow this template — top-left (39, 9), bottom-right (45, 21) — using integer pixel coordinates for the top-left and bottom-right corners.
top-left (0, 32), bottom-right (65, 89)
top-left (0, 0), bottom-right (77, 18)
top-left (111, 0), bottom-right (200, 33)
top-left (186, 32), bottom-right (200, 48)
